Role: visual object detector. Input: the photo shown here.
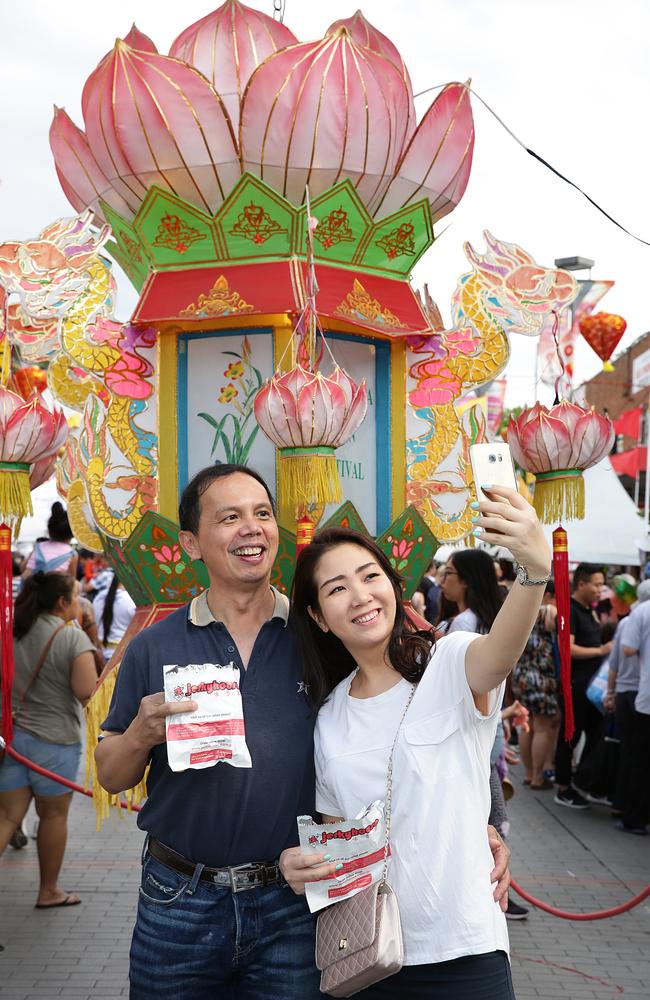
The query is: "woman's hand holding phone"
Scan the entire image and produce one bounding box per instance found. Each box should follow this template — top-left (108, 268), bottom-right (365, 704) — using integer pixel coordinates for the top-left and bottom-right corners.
top-left (472, 486), bottom-right (551, 579)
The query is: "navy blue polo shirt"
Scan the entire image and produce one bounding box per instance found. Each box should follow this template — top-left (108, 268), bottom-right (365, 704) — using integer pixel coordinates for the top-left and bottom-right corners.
top-left (102, 588), bottom-right (316, 867)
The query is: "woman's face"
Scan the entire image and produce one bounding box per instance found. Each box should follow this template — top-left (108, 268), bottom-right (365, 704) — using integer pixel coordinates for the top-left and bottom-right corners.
top-left (441, 561), bottom-right (466, 604)
top-left (308, 543), bottom-right (397, 657)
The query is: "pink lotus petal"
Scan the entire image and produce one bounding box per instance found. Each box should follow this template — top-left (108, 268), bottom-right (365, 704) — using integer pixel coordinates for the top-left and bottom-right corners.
top-left (241, 30), bottom-right (411, 209)
top-left (334, 380), bottom-right (367, 445)
top-left (29, 454), bottom-right (58, 490)
top-left (82, 41), bottom-right (240, 217)
top-left (170, 0), bottom-right (297, 135)
top-left (254, 379), bottom-right (299, 448)
top-left (122, 24), bottom-right (158, 54)
top-left (49, 108), bottom-right (136, 221)
top-left (375, 82), bottom-right (474, 222)
top-left (326, 11), bottom-right (416, 143)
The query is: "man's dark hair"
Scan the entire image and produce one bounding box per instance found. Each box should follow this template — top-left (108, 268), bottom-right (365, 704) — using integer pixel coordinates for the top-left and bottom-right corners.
top-left (178, 464), bottom-right (276, 534)
top-left (572, 563), bottom-right (604, 590)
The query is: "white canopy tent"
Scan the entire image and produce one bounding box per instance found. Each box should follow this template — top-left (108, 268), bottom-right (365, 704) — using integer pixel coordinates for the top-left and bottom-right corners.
top-left (542, 458), bottom-right (644, 567)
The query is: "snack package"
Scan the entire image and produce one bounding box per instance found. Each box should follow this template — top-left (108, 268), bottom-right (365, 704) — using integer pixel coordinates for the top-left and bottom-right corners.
top-left (163, 661), bottom-right (252, 772)
top-left (297, 801), bottom-right (388, 913)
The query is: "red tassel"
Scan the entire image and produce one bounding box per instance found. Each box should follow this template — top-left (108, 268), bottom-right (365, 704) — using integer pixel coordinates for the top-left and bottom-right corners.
top-left (0, 522), bottom-right (14, 747)
top-left (553, 526), bottom-right (574, 741)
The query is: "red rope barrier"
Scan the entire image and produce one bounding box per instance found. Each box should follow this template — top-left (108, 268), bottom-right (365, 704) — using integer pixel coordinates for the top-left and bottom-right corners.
top-left (510, 877), bottom-right (650, 920)
top-left (2, 741), bottom-right (141, 813)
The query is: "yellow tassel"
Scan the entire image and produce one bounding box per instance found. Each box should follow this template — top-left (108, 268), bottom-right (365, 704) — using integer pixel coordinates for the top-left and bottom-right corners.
top-left (533, 474), bottom-right (585, 524)
top-left (85, 669), bottom-right (148, 830)
top-left (603, 360), bottom-right (615, 372)
top-left (278, 450), bottom-right (342, 508)
top-left (0, 467), bottom-right (32, 521)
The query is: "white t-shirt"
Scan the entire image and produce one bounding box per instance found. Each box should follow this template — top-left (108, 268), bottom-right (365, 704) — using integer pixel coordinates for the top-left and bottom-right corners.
top-left (94, 586), bottom-right (136, 657)
top-left (314, 631), bottom-right (509, 966)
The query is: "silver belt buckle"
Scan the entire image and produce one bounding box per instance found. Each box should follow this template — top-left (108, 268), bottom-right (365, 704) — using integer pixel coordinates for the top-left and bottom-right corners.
top-left (229, 862), bottom-right (256, 892)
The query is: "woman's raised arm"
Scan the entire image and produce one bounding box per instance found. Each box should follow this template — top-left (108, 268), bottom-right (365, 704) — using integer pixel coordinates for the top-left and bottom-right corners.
top-left (465, 486), bottom-right (552, 696)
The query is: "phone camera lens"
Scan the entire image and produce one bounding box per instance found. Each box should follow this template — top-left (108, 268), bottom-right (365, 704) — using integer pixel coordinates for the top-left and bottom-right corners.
top-left (498, 455), bottom-right (503, 462)
top-left (488, 454), bottom-right (496, 463)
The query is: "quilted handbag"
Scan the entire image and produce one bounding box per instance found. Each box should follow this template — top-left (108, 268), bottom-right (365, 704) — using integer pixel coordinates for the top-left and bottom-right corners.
top-left (315, 684), bottom-right (416, 997)
top-left (316, 880), bottom-right (403, 997)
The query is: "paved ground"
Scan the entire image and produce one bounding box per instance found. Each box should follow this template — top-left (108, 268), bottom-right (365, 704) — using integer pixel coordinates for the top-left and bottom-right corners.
top-left (1, 765), bottom-right (648, 999)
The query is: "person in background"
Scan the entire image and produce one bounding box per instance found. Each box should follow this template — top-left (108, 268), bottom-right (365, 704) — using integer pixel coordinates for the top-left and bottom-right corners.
top-left (78, 595), bottom-right (106, 676)
top-left (604, 582), bottom-right (650, 819)
top-left (415, 559), bottom-right (442, 625)
top-left (23, 503), bottom-right (78, 580)
top-left (12, 552), bottom-right (24, 602)
top-left (0, 572), bottom-right (97, 906)
top-left (554, 564), bottom-right (611, 809)
top-left (619, 592), bottom-right (650, 833)
top-left (513, 582), bottom-right (560, 790)
top-left (93, 572), bottom-right (136, 663)
top-left (498, 558), bottom-right (517, 592)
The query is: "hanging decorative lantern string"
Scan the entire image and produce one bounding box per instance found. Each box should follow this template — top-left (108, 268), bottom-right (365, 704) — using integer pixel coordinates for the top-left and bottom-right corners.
top-left (254, 188), bottom-right (368, 527)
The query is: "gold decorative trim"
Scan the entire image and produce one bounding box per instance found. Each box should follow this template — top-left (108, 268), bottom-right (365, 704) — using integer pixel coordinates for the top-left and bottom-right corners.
top-left (334, 278), bottom-right (407, 329)
top-left (180, 275), bottom-right (255, 318)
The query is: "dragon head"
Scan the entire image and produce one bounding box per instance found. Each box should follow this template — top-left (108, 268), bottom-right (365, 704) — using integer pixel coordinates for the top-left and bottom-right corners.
top-left (464, 230), bottom-right (577, 336)
top-left (0, 211), bottom-right (110, 323)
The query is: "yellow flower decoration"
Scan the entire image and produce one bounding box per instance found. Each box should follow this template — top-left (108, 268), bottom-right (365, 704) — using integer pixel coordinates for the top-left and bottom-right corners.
top-left (224, 360), bottom-right (245, 380)
top-left (218, 383), bottom-right (238, 404)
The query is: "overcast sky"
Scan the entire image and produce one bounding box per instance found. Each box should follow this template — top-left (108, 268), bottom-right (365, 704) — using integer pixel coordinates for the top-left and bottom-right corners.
top-left (1, 0), bottom-right (648, 408)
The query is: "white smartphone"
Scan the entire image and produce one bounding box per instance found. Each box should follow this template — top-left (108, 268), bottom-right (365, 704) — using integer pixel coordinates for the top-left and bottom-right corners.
top-left (469, 442), bottom-right (517, 502)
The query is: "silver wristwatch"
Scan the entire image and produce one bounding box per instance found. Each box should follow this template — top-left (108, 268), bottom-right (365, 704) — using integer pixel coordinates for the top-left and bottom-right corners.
top-left (515, 563), bottom-right (551, 587)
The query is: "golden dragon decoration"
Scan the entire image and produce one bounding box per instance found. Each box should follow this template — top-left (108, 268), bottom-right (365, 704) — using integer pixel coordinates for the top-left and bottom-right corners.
top-left (406, 232), bottom-right (577, 541)
top-left (0, 213), bottom-right (158, 543)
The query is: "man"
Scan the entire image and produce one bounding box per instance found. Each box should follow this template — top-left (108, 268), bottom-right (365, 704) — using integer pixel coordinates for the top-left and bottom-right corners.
top-left (620, 592), bottom-right (650, 833)
top-left (554, 563), bottom-right (612, 809)
top-left (96, 464), bottom-right (510, 1000)
top-left (415, 559), bottom-right (441, 625)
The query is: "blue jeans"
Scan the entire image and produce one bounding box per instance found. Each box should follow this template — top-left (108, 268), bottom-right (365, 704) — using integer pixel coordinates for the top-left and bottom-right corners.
top-left (130, 851), bottom-right (320, 1000)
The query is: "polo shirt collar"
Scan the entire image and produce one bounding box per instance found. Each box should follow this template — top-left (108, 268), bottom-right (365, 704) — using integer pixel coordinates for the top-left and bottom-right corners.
top-left (188, 586), bottom-right (289, 628)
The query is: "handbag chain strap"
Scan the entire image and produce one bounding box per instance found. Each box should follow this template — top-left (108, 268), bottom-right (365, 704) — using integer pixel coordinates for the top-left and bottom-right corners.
top-left (380, 682), bottom-right (417, 886)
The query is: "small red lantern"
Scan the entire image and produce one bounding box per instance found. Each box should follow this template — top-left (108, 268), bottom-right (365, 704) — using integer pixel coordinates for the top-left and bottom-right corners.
top-left (579, 312), bottom-right (626, 371)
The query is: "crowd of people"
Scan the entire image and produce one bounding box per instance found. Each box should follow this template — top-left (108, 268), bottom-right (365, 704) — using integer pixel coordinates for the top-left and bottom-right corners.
top-left (414, 551), bottom-right (650, 841)
top-left (1, 473), bottom-right (648, 999)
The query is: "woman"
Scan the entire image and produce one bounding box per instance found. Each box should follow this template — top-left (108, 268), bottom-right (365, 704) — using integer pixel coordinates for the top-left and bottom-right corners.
top-left (281, 486), bottom-right (551, 998)
top-left (23, 502), bottom-right (78, 579)
top-left (512, 584), bottom-right (559, 789)
top-left (93, 572), bottom-right (136, 663)
top-left (439, 548), bottom-right (504, 634)
top-left (0, 572), bottom-right (97, 907)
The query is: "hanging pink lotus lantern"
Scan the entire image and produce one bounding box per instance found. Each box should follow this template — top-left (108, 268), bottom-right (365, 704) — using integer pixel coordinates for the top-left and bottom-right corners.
top-left (0, 386), bottom-right (68, 747)
top-left (508, 401), bottom-right (614, 523)
top-left (0, 386), bottom-right (68, 521)
top-left (254, 364), bottom-right (367, 507)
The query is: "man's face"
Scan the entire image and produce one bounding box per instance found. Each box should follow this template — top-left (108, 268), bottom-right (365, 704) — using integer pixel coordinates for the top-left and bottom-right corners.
top-left (577, 572), bottom-right (605, 605)
top-left (179, 473), bottom-right (279, 589)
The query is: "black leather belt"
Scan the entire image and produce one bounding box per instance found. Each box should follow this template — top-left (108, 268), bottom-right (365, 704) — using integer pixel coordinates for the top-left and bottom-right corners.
top-left (147, 837), bottom-right (282, 892)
